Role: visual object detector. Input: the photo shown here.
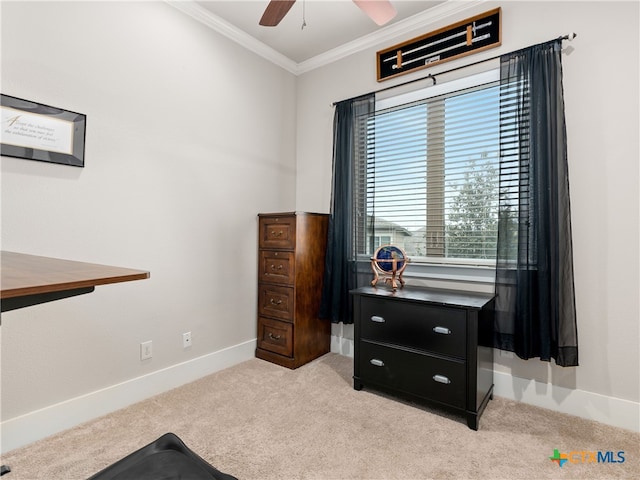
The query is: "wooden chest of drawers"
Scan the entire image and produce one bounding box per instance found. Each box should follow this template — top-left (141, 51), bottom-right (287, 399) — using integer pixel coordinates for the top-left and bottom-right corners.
top-left (352, 286), bottom-right (495, 430)
top-left (255, 212), bottom-right (330, 369)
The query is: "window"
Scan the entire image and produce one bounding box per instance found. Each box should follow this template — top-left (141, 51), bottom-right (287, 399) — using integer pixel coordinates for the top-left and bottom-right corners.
top-left (373, 235), bottom-right (392, 249)
top-left (354, 70), bottom-right (500, 266)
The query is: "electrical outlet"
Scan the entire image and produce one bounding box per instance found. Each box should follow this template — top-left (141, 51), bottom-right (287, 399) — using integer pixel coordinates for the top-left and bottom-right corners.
top-left (183, 332), bottom-right (192, 349)
top-left (140, 340), bottom-right (153, 360)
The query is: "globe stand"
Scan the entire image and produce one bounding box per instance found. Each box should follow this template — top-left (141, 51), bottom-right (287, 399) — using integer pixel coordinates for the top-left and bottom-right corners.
top-left (370, 245), bottom-right (409, 291)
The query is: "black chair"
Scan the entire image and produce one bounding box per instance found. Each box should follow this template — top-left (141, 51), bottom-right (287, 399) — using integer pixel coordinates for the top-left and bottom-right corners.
top-left (88, 433), bottom-right (237, 480)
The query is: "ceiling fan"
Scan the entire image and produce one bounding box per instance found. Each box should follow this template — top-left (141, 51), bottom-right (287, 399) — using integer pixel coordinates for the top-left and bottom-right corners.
top-left (259, 0), bottom-right (397, 27)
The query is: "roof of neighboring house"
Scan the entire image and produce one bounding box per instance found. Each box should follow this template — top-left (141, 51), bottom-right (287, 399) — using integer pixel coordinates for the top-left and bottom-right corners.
top-left (367, 215), bottom-right (413, 237)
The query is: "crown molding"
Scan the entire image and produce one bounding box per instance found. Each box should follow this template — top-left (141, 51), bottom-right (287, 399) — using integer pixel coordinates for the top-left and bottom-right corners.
top-left (297, 0), bottom-right (487, 74)
top-left (167, 0), bottom-right (486, 76)
top-left (165, 0), bottom-right (299, 75)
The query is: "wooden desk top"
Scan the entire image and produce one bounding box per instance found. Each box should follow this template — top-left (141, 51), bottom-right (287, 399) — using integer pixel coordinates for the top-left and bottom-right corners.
top-left (1, 251), bottom-right (150, 299)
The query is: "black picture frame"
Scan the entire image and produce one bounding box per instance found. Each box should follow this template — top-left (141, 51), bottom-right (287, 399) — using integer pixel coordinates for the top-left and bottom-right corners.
top-left (1, 94), bottom-right (86, 167)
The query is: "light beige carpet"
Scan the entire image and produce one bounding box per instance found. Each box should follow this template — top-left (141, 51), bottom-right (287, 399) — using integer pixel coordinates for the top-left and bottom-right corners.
top-left (1, 353), bottom-right (638, 479)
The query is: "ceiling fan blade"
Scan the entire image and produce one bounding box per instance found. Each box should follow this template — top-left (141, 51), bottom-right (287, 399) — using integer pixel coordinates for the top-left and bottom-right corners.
top-left (352, 0), bottom-right (397, 26)
top-left (259, 0), bottom-right (296, 27)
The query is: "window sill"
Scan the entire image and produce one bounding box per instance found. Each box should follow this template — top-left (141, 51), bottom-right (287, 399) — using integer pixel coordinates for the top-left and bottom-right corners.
top-left (406, 262), bottom-right (494, 282)
top-left (355, 259), bottom-right (495, 293)
top-left (401, 263), bottom-right (496, 293)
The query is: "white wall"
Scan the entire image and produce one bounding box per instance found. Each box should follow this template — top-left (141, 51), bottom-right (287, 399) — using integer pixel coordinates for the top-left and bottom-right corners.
top-left (1, 0), bottom-right (297, 451)
top-left (295, 1), bottom-right (639, 430)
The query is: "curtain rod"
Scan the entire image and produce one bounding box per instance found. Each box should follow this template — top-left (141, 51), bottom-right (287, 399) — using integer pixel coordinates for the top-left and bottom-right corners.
top-left (331, 33), bottom-right (577, 107)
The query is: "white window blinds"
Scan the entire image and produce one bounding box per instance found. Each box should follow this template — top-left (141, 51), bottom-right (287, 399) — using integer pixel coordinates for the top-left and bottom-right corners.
top-left (356, 70), bottom-right (500, 264)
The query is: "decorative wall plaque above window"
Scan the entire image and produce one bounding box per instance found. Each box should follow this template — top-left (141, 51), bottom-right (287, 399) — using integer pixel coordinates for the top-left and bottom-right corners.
top-left (376, 7), bottom-right (501, 82)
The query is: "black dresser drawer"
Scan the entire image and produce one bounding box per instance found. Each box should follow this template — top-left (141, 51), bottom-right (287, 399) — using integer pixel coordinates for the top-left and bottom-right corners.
top-left (359, 340), bottom-right (466, 409)
top-left (360, 296), bottom-right (467, 359)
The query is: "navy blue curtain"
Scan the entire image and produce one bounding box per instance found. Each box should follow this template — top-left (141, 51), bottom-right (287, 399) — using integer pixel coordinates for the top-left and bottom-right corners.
top-left (494, 39), bottom-right (578, 367)
top-left (319, 94), bottom-right (375, 324)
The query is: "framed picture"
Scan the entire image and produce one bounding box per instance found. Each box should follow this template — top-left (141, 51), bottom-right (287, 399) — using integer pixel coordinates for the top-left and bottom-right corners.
top-left (376, 8), bottom-right (501, 82)
top-left (1, 94), bottom-right (86, 167)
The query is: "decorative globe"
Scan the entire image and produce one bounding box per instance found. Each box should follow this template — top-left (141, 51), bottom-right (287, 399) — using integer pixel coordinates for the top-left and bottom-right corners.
top-left (374, 245), bottom-right (406, 272)
top-left (370, 244), bottom-right (410, 290)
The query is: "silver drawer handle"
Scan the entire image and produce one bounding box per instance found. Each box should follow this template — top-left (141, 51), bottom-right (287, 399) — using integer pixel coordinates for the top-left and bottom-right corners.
top-left (432, 374), bottom-right (451, 384)
top-left (268, 333), bottom-right (282, 341)
top-left (370, 315), bottom-right (385, 323)
top-left (433, 326), bottom-right (451, 335)
top-left (269, 298), bottom-right (282, 305)
top-left (370, 359), bottom-right (385, 367)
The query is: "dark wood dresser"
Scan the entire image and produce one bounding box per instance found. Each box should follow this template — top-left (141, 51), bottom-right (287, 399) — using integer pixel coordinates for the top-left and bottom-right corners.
top-left (255, 212), bottom-right (330, 369)
top-left (352, 285), bottom-right (495, 430)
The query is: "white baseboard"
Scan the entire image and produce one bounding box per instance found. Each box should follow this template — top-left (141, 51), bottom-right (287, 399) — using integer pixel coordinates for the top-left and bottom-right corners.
top-left (3, 338), bottom-right (637, 455)
top-left (492, 370), bottom-right (639, 432)
top-left (331, 336), bottom-right (639, 432)
top-left (1, 339), bottom-right (256, 454)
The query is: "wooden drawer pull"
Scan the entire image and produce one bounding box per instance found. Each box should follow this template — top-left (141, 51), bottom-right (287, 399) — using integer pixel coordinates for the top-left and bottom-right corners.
top-left (268, 333), bottom-right (282, 341)
top-left (433, 374), bottom-right (451, 384)
top-left (370, 315), bottom-right (385, 323)
top-left (433, 326), bottom-right (451, 335)
top-left (270, 298), bottom-right (282, 305)
top-left (370, 358), bottom-right (385, 367)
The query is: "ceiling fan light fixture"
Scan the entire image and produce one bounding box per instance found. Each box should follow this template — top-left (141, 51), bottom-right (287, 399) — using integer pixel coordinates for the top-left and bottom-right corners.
top-left (353, 0), bottom-right (397, 26)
